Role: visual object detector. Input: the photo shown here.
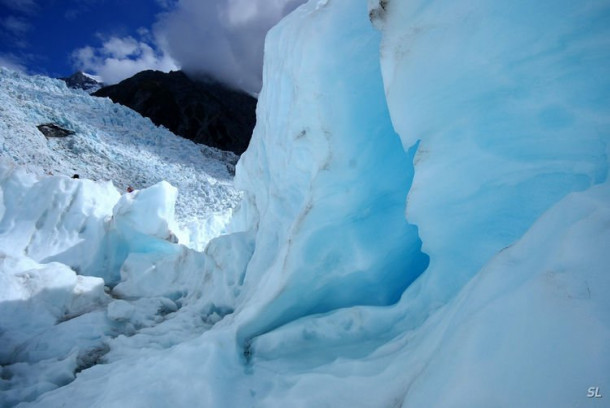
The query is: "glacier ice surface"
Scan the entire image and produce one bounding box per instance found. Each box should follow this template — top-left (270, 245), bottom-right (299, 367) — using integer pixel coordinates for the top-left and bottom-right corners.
top-left (0, 67), bottom-right (241, 243)
top-left (1, 0), bottom-right (609, 407)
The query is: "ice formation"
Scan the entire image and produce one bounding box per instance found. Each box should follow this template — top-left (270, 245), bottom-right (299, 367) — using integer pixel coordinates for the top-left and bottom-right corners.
top-left (0, 67), bottom-right (240, 237)
top-left (379, 0), bottom-right (610, 303)
top-left (1, 0), bottom-right (609, 407)
top-left (0, 69), bottom-right (241, 404)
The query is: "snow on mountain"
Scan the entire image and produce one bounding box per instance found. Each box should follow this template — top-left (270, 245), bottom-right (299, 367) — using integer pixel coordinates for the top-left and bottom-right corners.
top-left (2, 0), bottom-right (610, 407)
top-left (0, 66), bottom-right (247, 406)
top-left (0, 67), bottom-right (241, 245)
top-left (59, 71), bottom-right (104, 94)
top-left (81, 72), bottom-right (103, 83)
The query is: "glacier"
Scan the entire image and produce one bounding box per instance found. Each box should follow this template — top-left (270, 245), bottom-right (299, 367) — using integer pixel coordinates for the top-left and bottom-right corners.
top-left (2, 0), bottom-right (610, 407)
top-left (0, 67), bottom-right (241, 246)
top-left (0, 68), bottom-right (242, 405)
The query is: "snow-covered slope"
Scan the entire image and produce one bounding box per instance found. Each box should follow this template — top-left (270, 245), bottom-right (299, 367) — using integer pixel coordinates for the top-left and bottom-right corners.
top-left (0, 67), bottom-right (240, 236)
top-left (0, 166), bottom-right (225, 406)
top-left (59, 71), bottom-right (104, 94)
top-left (0, 67), bottom-right (246, 406)
top-left (2, 0), bottom-right (609, 407)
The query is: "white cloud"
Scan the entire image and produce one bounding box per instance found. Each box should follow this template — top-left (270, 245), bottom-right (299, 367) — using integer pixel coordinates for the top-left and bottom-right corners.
top-left (72, 35), bottom-right (178, 85)
top-left (70, 0), bottom-right (305, 91)
top-left (101, 37), bottom-right (140, 59)
top-left (154, 0), bottom-right (306, 93)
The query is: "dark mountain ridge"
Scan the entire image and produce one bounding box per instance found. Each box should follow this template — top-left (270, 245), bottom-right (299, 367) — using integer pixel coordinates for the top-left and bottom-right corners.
top-left (60, 71), bottom-right (104, 93)
top-left (93, 70), bottom-right (257, 155)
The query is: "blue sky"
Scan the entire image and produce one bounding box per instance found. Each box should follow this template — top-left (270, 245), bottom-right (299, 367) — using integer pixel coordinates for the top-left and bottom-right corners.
top-left (0, 0), bottom-right (165, 78)
top-left (0, 0), bottom-right (305, 92)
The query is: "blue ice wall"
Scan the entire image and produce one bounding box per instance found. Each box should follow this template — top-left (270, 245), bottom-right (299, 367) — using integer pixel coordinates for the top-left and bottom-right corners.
top-left (379, 0), bottom-right (610, 302)
top-left (233, 0), bottom-right (429, 342)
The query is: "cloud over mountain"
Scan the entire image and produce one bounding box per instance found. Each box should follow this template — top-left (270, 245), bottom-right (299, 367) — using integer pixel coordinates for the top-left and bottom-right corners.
top-left (72, 34), bottom-right (177, 85)
top-left (155, 0), bottom-right (305, 93)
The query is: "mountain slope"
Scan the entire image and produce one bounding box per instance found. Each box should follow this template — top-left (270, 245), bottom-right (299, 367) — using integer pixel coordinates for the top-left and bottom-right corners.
top-left (59, 71), bottom-right (103, 94)
top-left (0, 67), bottom-right (248, 406)
top-left (0, 67), bottom-right (240, 238)
top-left (93, 70), bottom-right (257, 154)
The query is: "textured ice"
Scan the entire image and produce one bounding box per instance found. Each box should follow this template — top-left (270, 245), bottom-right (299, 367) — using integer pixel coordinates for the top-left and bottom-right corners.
top-left (0, 160), bottom-right (233, 405)
top-left (232, 0), bottom-right (429, 345)
top-left (397, 183), bottom-right (610, 407)
top-left (0, 67), bottom-right (241, 238)
top-left (2, 0), bottom-right (610, 407)
top-left (378, 0), bottom-right (610, 304)
top-left (0, 253), bottom-right (109, 406)
top-left (0, 164), bottom-right (235, 405)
